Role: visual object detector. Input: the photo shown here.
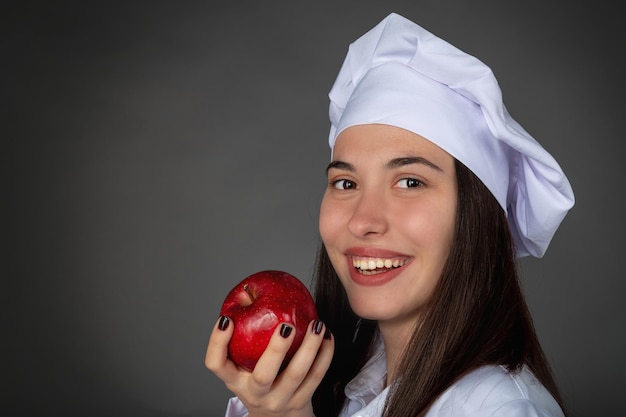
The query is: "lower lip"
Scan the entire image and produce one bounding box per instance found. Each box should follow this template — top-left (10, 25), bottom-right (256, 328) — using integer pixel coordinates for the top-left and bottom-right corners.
top-left (347, 262), bottom-right (408, 286)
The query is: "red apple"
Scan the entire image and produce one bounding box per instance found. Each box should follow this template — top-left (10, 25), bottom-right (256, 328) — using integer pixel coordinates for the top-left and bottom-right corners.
top-left (219, 270), bottom-right (319, 372)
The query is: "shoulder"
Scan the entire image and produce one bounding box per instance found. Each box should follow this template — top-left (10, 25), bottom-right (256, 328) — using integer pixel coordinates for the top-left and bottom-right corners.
top-left (425, 365), bottom-right (564, 417)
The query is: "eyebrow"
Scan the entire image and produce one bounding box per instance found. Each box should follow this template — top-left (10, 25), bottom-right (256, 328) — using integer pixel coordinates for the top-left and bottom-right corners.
top-left (326, 156), bottom-right (443, 174)
top-left (326, 160), bottom-right (354, 174)
top-left (386, 156), bottom-right (443, 172)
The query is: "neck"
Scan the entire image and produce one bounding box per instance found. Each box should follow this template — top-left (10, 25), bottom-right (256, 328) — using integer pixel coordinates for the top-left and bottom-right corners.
top-left (378, 318), bottom-right (417, 386)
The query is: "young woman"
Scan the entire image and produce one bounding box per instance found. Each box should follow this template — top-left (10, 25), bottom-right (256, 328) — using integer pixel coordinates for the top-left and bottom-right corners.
top-left (205, 13), bottom-right (574, 417)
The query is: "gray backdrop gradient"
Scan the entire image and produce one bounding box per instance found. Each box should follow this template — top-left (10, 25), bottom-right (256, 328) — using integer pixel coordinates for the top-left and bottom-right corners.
top-left (3, 1), bottom-right (623, 416)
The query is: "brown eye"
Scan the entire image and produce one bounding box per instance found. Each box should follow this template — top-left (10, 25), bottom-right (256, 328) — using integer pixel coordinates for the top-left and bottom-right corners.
top-left (397, 178), bottom-right (423, 188)
top-left (332, 179), bottom-right (357, 190)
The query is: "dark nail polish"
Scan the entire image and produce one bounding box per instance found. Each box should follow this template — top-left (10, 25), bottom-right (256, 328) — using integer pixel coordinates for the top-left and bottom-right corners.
top-left (324, 328), bottom-right (332, 340)
top-left (280, 324), bottom-right (293, 338)
top-left (313, 320), bottom-right (324, 335)
top-left (218, 316), bottom-right (230, 331)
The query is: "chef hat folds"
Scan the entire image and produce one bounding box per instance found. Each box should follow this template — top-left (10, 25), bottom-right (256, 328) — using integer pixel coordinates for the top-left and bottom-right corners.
top-left (328, 13), bottom-right (574, 258)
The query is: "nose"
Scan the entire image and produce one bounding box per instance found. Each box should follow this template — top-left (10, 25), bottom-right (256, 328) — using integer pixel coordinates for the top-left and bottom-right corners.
top-left (347, 190), bottom-right (388, 238)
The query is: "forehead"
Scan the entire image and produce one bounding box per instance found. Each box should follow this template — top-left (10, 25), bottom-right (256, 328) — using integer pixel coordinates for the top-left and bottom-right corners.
top-left (332, 124), bottom-right (453, 164)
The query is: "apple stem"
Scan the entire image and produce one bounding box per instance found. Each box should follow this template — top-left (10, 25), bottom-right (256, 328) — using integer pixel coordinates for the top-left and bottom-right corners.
top-left (244, 284), bottom-right (255, 302)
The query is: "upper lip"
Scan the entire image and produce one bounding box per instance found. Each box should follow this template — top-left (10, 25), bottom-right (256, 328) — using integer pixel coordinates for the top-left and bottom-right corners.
top-left (345, 246), bottom-right (413, 273)
top-left (345, 246), bottom-right (411, 259)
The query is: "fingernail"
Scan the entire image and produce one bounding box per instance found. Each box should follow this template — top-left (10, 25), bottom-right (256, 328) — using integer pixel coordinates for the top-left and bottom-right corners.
top-left (312, 320), bottom-right (324, 335)
top-left (280, 324), bottom-right (293, 338)
top-left (218, 316), bottom-right (230, 331)
top-left (324, 328), bottom-right (332, 340)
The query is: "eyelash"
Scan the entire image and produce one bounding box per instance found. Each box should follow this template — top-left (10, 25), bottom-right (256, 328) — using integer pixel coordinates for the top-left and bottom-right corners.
top-left (330, 179), bottom-right (357, 190)
top-left (396, 178), bottom-right (424, 188)
top-left (330, 177), bottom-right (424, 190)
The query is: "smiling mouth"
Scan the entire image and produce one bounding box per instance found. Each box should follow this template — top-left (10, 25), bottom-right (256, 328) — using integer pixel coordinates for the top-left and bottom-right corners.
top-left (351, 256), bottom-right (411, 275)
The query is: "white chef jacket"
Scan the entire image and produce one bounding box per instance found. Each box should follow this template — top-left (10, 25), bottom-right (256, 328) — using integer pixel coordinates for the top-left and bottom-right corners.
top-left (223, 335), bottom-right (565, 417)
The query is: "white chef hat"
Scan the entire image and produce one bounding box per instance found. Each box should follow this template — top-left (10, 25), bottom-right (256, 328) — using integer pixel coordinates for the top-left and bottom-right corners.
top-left (328, 12), bottom-right (574, 258)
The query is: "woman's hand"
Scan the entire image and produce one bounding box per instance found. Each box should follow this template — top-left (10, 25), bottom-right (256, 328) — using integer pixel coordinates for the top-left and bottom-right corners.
top-left (205, 316), bottom-right (334, 417)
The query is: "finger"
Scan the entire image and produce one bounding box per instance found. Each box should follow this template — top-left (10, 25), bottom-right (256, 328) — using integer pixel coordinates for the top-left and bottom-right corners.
top-left (276, 321), bottom-right (334, 402)
top-left (205, 316), bottom-right (239, 380)
top-left (292, 325), bottom-right (334, 400)
top-left (249, 323), bottom-right (296, 392)
top-left (276, 320), bottom-right (326, 385)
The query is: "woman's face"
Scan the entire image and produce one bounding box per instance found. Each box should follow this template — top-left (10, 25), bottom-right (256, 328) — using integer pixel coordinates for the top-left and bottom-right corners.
top-left (319, 124), bottom-right (457, 327)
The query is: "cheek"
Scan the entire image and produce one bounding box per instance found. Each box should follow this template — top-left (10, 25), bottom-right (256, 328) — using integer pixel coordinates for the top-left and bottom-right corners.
top-left (397, 201), bottom-right (456, 251)
top-left (319, 196), bottom-right (340, 246)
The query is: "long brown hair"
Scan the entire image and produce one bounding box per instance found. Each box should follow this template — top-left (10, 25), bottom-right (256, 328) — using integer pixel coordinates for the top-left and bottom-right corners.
top-left (311, 159), bottom-right (567, 417)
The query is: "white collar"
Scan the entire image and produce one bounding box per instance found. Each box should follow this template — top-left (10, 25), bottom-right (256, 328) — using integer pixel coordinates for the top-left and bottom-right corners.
top-left (344, 332), bottom-right (388, 407)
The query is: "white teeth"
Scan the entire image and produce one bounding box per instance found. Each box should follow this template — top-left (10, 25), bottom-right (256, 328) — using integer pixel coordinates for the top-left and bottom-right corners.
top-left (352, 256), bottom-right (408, 271)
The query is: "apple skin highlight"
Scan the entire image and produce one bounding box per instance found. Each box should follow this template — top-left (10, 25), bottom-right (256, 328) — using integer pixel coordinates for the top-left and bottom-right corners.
top-left (219, 270), bottom-right (319, 372)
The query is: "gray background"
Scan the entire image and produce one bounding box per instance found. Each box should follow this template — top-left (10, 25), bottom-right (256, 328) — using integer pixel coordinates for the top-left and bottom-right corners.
top-left (3, 1), bottom-right (623, 416)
